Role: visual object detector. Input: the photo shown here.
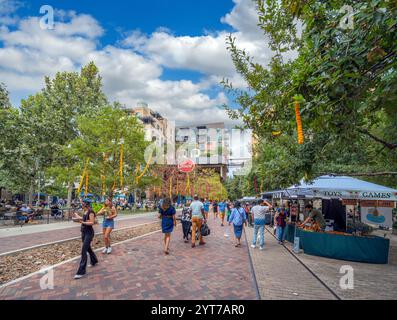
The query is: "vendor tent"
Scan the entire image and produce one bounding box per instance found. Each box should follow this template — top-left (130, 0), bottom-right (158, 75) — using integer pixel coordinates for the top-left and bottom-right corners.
top-left (286, 175), bottom-right (397, 201)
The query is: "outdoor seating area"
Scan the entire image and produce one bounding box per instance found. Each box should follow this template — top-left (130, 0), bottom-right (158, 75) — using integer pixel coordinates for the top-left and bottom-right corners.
top-left (0, 202), bottom-right (76, 227)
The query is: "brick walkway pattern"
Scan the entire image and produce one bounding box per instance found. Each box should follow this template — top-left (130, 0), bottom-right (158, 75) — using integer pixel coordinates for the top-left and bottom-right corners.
top-left (0, 214), bottom-right (157, 254)
top-left (246, 226), bottom-right (336, 300)
top-left (0, 218), bottom-right (258, 300)
top-left (246, 225), bottom-right (397, 300)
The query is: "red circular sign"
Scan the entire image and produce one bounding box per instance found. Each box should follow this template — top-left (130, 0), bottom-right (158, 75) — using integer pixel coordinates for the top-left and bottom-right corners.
top-left (178, 159), bottom-right (196, 173)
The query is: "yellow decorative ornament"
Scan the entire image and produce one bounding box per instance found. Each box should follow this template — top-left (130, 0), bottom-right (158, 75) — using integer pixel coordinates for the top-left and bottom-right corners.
top-left (77, 158), bottom-right (90, 195)
top-left (294, 100), bottom-right (304, 145)
top-left (85, 172), bottom-right (89, 197)
top-left (135, 153), bottom-right (153, 185)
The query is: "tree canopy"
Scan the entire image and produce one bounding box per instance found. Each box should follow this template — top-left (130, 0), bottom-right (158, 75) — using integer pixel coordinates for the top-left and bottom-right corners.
top-left (223, 0), bottom-right (397, 194)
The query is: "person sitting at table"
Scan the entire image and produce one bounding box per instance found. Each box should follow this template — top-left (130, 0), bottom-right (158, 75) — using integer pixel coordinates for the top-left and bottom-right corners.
top-left (300, 204), bottom-right (326, 231)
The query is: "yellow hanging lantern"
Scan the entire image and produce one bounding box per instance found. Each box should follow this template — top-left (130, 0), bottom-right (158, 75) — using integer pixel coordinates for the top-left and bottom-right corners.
top-left (77, 158), bottom-right (90, 195)
top-left (85, 172), bottom-right (89, 197)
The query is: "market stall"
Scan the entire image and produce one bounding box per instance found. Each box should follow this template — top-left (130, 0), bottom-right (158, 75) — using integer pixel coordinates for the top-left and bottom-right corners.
top-left (264, 175), bottom-right (397, 264)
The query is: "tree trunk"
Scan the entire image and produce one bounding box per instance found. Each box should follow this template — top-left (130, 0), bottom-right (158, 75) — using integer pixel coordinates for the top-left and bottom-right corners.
top-left (28, 181), bottom-right (34, 207)
top-left (67, 182), bottom-right (73, 208)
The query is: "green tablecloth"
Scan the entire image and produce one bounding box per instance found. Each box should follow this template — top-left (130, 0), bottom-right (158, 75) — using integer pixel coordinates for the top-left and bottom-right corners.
top-left (284, 224), bottom-right (390, 264)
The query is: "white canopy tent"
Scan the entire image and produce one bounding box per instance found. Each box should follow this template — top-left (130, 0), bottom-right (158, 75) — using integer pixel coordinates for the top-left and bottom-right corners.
top-left (285, 175), bottom-right (397, 201)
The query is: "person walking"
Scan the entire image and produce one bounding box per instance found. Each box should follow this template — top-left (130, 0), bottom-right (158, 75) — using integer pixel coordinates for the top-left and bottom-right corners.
top-left (228, 201), bottom-right (247, 247)
top-left (212, 200), bottom-right (218, 220)
top-left (159, 197), bottom-right (176, 255)
top-left (97, 198), bottom-right (118, 254)
top-left (73, 200), bottom-right (98, 279)
top-left (203, 199), bottom-right (210, 220)
top-left (181, 201), bottom-right (192, 243)
top-left (189, 195), bottom-right (206, 248)
top-left (250, 199), bottom-right (272, 250)
top-left (226, 200), bottom-right (232, 223)
top-left (218, 200), bottom-right (227, 226)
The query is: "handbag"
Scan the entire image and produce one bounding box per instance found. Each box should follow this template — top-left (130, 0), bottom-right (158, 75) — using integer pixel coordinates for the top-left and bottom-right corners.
top-left (201, 222), bottom-right (211, 236)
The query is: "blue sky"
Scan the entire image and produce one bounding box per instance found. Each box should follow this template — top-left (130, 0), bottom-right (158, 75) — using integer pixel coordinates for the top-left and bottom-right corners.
top-left (0, 0), bottom-right (272, 125)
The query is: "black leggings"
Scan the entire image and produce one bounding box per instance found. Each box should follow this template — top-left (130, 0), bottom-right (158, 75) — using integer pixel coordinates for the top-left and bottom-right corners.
top-left (181, 221), bottom-right (191, 239)
top-left (77, 231), bottom-right (98, 275)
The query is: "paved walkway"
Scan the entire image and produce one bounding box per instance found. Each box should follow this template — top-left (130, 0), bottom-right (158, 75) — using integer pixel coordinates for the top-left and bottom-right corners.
top-left (0, 212), bottom-right (158, 254)
top-left (0, 218), bottom-right (258, 299)
top-left (246, 225), bottom-right (397, 300)
top-left (246, 226), bottom-right (337, 300)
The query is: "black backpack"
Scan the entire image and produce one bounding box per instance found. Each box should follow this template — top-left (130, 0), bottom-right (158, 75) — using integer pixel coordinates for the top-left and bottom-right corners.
top-left (201, 222), bottom-right (211, 236)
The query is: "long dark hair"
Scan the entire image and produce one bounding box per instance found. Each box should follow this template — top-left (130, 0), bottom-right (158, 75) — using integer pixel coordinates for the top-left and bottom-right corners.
top-left (233, 201), bottom-right (241, 209)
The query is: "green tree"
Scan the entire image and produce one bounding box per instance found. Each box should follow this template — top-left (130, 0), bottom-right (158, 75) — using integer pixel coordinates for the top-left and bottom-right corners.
top-left (15, 63), bottom-right (108, 205)
top-left (64, 106), bottom-right (150, 200)
top-left (223, 0), bottom-right (397, 189)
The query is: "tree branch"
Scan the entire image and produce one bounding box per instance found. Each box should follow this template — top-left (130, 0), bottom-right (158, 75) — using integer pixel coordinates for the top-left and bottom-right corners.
top-left (357, 129), bottom-right (397, 150)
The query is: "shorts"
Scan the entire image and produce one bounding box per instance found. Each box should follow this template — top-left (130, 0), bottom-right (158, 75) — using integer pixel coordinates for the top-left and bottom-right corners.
top-left (103, 219), bottom-right (115, 229)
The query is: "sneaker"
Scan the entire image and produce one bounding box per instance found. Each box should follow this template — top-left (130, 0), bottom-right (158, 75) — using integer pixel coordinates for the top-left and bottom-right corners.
top-left (259, 246), bottom-right (264, 250)
top-left (88, 262), bottom-right (97, 268)
top-left (106, 247), bottom-right (112, 254)
top-left (74, 274), bottom-right (84, 280)
top-left (251, 244), bottom-right (256, 249)
top-left (102, 247), bottom-right (108, 254)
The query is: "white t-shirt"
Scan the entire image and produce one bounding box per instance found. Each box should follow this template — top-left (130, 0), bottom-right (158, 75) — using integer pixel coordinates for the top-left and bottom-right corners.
top-left (251, 205), bottom-right (269, 220)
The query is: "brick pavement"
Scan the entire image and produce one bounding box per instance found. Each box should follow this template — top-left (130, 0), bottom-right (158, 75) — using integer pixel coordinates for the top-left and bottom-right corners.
top-left (246, 226), bottom-right (337, 300)
top-left (246, 225), bottom-right (397, 300)
top-left (286, 242), bottom-right (397, 300)
top-left (0, 213), bottom-right (157, 255)
top-left (0, 217), bottom-right (258, 300)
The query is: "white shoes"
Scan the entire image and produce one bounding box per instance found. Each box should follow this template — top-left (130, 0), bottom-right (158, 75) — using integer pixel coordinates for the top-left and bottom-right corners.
top-left (106, 247), bottom-right (112, 254)
top-left (102, 247), bottom-right (108, 254)
top-left (259, 246), bottom-right (264, 250)
top-left (251, 244), bottom-right (256, 249)
top-left (74, 274), bottom-right (84, 280)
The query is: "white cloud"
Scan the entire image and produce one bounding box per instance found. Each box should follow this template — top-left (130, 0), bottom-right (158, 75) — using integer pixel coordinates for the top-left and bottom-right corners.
top-left (0, 0), bottom-right (279, 126)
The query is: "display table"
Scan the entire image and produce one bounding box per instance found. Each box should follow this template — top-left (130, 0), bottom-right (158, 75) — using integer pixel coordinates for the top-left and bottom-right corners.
top-left (284, 224), bottom-right (390, 264)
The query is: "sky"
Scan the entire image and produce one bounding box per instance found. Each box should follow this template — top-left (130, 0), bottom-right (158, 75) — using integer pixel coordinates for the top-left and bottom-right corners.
top-left (0, 0), bottom-right (278, 126)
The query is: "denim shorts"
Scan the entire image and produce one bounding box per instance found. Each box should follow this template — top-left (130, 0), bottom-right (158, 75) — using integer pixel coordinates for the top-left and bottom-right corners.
top-left (103, 219), bottom-right (115, 229)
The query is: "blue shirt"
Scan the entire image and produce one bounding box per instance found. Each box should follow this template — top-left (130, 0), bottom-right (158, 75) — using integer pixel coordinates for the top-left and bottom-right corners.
top-left (203, 201), bottom-right (210, 212)
top-left (218, 202), bottom-right (226, 212)
top-left (229, 208), bottom-right (246, 226)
